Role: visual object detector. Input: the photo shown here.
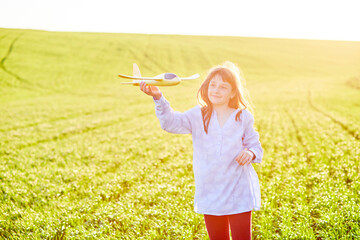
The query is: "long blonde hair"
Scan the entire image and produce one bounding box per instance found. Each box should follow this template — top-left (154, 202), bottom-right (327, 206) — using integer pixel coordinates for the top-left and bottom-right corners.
top-left (196, 61), bottom-right (254, 134)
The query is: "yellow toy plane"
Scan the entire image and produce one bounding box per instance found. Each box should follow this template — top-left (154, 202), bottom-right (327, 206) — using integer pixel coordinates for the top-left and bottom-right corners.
top-left (118, 63), bottom-right (199, 86)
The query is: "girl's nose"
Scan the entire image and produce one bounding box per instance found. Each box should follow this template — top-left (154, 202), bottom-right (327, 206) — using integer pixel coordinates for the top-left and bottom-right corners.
top-left (213, 86), bottom-right (221, 92)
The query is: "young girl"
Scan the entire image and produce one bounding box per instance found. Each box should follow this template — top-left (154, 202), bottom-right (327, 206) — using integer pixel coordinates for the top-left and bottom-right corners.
top-left (139, 61), bottom-right (263, 240)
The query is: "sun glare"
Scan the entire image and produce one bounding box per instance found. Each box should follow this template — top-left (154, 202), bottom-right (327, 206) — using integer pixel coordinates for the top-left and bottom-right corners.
top-left (0, 0), bottom-right (359, 41)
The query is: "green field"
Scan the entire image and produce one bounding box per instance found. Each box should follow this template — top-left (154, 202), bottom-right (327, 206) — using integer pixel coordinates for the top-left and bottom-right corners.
top-left (0, 27), bottom-right (359, 239)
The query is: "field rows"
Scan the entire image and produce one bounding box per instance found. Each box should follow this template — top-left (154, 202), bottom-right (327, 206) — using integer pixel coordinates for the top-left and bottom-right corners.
top-left (1, 28), bottom-right (359, 239)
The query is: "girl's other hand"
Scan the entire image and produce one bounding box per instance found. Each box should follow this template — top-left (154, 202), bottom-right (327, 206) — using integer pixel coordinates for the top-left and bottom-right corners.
top-left (235, 148), bottom-right (255, 166)
top-left (140, 81), bottom-right (162, 100)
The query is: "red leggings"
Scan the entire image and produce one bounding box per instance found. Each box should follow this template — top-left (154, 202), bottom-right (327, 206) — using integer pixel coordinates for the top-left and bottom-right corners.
top-left (204, 211), bottom-right (252, 240)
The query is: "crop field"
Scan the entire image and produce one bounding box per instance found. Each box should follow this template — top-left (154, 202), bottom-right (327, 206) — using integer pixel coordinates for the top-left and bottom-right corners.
top-left (0, 28), bottom-right (359, 239)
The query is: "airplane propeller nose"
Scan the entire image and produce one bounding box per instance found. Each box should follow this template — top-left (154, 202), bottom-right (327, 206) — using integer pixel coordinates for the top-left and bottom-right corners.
top-left (164, 73), bottom-right (178, 79)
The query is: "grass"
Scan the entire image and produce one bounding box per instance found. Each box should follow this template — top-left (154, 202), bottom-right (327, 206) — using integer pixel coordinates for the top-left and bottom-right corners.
top-left (0, 27), bottom-right (359, 239)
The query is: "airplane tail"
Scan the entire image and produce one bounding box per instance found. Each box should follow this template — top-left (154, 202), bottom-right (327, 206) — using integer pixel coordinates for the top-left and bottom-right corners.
top-left (118, 63), bottom-right (141, 85)
top-left (133, 63), bottom-right (141, 77)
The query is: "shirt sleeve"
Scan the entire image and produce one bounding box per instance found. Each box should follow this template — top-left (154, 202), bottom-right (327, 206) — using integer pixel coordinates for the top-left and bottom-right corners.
top-left (243, 111), bottom-right (263, 163)
top-left (153, 94), bottom-right (195, 134)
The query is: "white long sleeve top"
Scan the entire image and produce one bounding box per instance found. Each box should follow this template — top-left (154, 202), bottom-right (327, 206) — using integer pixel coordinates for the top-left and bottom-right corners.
top-left (153, 94), bottom-right (263, 215)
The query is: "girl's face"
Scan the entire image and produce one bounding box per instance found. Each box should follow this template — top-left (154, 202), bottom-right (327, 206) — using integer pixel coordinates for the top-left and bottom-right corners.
top-left (207, 75), bottom-right (235, 107)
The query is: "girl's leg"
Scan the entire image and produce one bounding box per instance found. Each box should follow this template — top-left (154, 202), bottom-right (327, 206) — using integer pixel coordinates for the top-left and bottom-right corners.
top-left (203, 214), bottom-right (230, 240)
top-left (228, 211), bottom-right (252, 240)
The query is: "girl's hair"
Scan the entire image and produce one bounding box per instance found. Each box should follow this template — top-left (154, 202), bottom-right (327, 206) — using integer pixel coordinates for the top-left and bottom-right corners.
top-left (196, 61), bottom-right (255, 134)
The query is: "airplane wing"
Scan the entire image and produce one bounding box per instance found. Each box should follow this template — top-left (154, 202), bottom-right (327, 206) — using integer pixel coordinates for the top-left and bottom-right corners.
top-left (118, 74), bottom-right (163, 81)
top-left (119, 82), bottom-right (135, 84)
top-left (179, 73), bottom-right (200, 80)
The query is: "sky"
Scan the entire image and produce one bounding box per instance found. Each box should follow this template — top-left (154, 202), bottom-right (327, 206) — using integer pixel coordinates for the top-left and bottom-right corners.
top-left (1, 0), bottom-right (359, 41)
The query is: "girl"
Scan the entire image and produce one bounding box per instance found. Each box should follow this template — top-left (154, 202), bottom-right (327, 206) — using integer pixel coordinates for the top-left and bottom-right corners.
top-left (139, 61), bottom-right (263, 240)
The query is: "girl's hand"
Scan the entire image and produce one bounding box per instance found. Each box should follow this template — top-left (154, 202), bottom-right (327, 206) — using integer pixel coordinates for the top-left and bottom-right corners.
top-left (235, 148), bottom-right (255, 166)
top-left (140, 81), bottom-right (162, 100)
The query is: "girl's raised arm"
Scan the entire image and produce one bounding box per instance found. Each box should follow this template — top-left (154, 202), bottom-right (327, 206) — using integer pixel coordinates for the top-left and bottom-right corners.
top-left (140, 81), bottom-right (195, 134)
top-left (153, 93), bottom-right (197, 134)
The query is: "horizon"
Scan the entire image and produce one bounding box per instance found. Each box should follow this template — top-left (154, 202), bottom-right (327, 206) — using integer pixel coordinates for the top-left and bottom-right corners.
top-left (2, 26), bottom-right (360, 43)
top-left (1, 0), bottom-right (360, 42)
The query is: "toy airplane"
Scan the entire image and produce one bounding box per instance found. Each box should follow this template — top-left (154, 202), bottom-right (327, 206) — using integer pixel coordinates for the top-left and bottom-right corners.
top-left (118, 63), bottom-right (199, 86)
